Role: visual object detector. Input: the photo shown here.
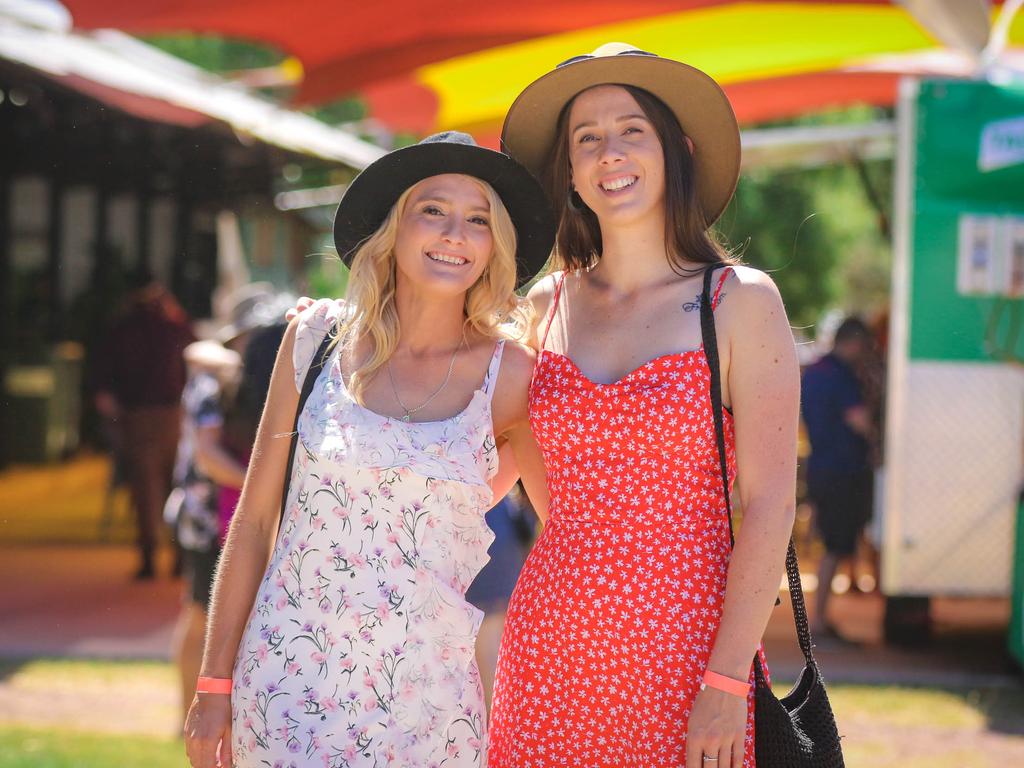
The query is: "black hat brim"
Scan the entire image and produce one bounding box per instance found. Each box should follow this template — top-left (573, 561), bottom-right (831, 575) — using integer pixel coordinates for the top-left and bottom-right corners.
top-left (333, 142), bottom-right (556, 288)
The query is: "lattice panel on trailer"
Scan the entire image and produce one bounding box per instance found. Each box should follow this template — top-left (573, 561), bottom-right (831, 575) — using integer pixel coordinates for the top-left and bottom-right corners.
top-left (882, 361), bottom-right (1024, 595)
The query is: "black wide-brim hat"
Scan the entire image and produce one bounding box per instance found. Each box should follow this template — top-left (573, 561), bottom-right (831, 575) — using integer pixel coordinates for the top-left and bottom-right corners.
top-left (333, 131), bottom-right (556, 287)
top-left (501, 42), bottom-right (741, 225)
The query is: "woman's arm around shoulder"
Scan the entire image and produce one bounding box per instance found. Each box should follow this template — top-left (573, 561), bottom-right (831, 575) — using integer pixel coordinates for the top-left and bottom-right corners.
top-left (490, 339), bottom-right (549, 521)
top-left (184, 317), bottom-right (304, 768)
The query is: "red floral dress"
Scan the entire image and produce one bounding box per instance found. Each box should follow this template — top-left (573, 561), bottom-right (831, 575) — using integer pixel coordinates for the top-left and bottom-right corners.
top-left (487, 268), bottom-right (762, 767)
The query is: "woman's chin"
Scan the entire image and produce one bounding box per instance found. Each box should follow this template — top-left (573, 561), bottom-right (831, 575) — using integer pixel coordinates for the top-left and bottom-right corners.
top-left (397, 268), bottom-right (481, 298)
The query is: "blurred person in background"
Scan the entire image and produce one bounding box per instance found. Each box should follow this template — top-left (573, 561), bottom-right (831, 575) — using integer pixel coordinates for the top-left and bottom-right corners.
top-left (216, 320), bottom-right (289, 547)
top-left (801, 316), bottom-right (875, 641)
top-left (170, 291), bottom-right (292, 727)
top-left (465, 483), bottom-right (535, 707)
top-left (93, 269), bottom-right (195, 580)
top-left (170, 339), bottom-right (243, 728)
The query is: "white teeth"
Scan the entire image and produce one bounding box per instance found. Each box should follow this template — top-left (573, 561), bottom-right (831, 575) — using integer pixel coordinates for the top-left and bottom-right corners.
top-left (601, 176), bottom-right (637, 192)
top-left (427, 252), bottom-right (468, 265)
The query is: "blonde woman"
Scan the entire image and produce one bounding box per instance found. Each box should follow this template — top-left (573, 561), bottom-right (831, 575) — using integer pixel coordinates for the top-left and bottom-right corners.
top-left (184, 132), bottom-right (554, 768)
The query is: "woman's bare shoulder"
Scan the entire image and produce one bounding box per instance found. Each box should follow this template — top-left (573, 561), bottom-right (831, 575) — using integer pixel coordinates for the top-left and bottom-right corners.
top-left (716, 264), bottom-right (794, 360)
top-left (716, 264), bottom-right (785, 315)
top-left (490, 339), bottom-right (537, 427)
top-left (526, 271), bottom-right (563, 318)
top-left (498, 340), bottom-right (537, 389)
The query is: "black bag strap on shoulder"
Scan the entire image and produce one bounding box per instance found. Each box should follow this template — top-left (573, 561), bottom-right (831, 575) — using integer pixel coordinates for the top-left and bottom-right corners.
top-left (698, 266), bottom-right (817, 674)
top-left (280, 328), bottom-right (336, 528)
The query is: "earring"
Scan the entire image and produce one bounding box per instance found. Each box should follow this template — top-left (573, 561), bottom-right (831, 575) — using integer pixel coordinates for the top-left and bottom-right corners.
top-left (567, 188), bottom-right (587, 214)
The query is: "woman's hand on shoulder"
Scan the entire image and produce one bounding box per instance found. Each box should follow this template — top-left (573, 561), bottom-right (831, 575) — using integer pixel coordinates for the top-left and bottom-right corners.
top-left (285, 296), bottom-right (347, 323)
top-left (285, 296), bottom-right (315, 322)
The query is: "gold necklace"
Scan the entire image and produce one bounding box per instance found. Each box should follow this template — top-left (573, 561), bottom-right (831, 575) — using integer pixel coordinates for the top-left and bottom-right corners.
top-left (386, 338), bottom-right (463, 422)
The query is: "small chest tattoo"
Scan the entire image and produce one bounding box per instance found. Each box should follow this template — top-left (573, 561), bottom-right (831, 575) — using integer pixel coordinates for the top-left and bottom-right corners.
top-left (682, 291), bottom-right (726, 313)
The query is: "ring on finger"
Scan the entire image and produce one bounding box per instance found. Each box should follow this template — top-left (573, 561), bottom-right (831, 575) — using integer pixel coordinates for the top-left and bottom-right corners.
top-left (702, 756), bottom-right (719, 762)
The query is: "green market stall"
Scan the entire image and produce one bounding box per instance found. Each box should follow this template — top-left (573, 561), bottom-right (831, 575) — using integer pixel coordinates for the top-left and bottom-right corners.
top-left (884, 76), bottom-right (1024, 659)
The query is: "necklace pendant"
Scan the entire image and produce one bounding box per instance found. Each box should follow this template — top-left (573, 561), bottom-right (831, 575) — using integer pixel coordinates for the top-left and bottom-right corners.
top-left (401, 413), bottom-right (411, 423)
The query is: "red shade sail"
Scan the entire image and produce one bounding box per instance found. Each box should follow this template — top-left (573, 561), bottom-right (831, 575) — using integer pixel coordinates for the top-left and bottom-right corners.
top-left (62, 0), bottom-right (890, 104)
top-left (61, 1), bottom-right (1023, 139)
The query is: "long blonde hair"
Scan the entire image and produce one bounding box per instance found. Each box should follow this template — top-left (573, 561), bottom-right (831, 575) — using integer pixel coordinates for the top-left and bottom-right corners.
top-left (339, 175), bottom-right (531, 403)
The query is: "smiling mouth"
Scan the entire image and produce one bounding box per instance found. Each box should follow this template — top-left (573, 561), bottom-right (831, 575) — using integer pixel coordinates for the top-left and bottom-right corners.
top-left (600, 175), bottom-right (638, 192)
top-left (426, 251), bottom-right (469, 266)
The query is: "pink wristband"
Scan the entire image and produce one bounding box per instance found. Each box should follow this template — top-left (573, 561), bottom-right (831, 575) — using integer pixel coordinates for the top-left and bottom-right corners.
top-left (701, 669), bottom-right (750, 698)
top-left (196, 676), bottom-right (232, 695)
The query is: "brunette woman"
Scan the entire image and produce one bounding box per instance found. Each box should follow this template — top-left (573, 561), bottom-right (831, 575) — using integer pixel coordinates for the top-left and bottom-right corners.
top-left (487, 45), bottom-right (799, 768)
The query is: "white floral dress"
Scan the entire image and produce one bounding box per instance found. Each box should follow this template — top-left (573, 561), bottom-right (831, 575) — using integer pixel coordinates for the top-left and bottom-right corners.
top-left (232, 300), bottom-right (499, 768)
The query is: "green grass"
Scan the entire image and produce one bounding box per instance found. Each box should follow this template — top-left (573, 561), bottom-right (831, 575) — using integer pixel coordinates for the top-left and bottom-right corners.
top-left (840, 740), bottom-right (996, 768)
top-left (2, 660), bottom-right (1021, 767)
top-left (0, 657), bottom-right (176, 689)
top-left (771, 680), bottom-right (1024, 729)
top-left (829, 683), bottom-right (990, 728)
top-left (0, 726), bottom-right (185, 768)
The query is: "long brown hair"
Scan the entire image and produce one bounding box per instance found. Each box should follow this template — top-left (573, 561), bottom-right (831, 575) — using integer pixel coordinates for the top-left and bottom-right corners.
top-left (544, 84), bottom-right (735, 273)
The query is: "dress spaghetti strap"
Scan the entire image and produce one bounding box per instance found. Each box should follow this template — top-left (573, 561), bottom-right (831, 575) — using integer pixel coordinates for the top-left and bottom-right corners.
top-left (711, 266), bottom-right (733, 311)
top-left (539, 272), bottom-right (567, 352)
top-left (481, 340), bottom-right (506, 402)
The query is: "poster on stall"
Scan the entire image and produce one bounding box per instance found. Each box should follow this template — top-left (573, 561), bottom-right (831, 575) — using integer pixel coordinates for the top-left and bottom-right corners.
top-left (956, 215), bottom-right (1000, 296)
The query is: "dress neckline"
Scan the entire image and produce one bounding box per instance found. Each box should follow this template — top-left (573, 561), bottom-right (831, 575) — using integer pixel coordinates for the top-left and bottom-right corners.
top-left (329, 340), bottom-right (505, 426)
top-left (334, 358), bottom-right (491, 426)
top-left (542, 347), bottom-right (706, 388)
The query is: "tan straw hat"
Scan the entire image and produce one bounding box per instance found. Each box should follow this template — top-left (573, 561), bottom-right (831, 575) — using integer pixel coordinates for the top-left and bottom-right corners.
top-left (184, 340), bottom-right (242, 371)
top-left (501, 42), bottom-right (740, 224)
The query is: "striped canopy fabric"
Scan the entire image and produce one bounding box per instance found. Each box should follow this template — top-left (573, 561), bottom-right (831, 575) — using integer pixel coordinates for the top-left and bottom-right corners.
top-left (63, 1), bottom-right (1024, 138)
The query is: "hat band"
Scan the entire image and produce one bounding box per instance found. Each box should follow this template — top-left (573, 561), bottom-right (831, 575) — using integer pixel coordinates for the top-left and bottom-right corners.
top-left (556, 48), bottom-right (656, 69)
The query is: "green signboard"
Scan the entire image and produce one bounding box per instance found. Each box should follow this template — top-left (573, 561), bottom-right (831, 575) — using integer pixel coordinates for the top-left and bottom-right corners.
top-left (908, 80), bottom-right (1024, 363)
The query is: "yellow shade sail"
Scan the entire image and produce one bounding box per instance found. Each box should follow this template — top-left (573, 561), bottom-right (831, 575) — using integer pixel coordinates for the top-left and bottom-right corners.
top-left (414, 2), bottom-right (1023, 132)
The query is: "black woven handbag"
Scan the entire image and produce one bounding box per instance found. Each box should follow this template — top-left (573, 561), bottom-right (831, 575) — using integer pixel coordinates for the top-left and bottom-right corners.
top-left (699, 267), bottom-right (844, 768)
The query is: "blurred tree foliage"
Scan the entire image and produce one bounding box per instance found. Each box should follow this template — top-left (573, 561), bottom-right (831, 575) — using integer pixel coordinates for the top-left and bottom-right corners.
top-left (719, 106), bottom-right (894, 334)
top-left (142, 35), bottom-right (283, 70)
top-left (720, 159), bottom-right (892, 332)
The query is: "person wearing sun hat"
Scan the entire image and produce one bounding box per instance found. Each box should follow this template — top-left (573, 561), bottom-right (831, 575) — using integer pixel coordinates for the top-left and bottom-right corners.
top-left (502, 42), bottom-right (740, 228)
top-left (333, 130), bottom-right (556, 286)
top-left (185, 132), bottom-right (555, 768)
top-left (487, 44), bottom-right (800, 768)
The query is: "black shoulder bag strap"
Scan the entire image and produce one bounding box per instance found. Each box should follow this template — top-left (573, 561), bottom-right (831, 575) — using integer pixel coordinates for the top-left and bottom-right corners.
top-left (279, 328), bottom-right (336, 528)
top-left (699, 266), bottom-right (817, 681)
